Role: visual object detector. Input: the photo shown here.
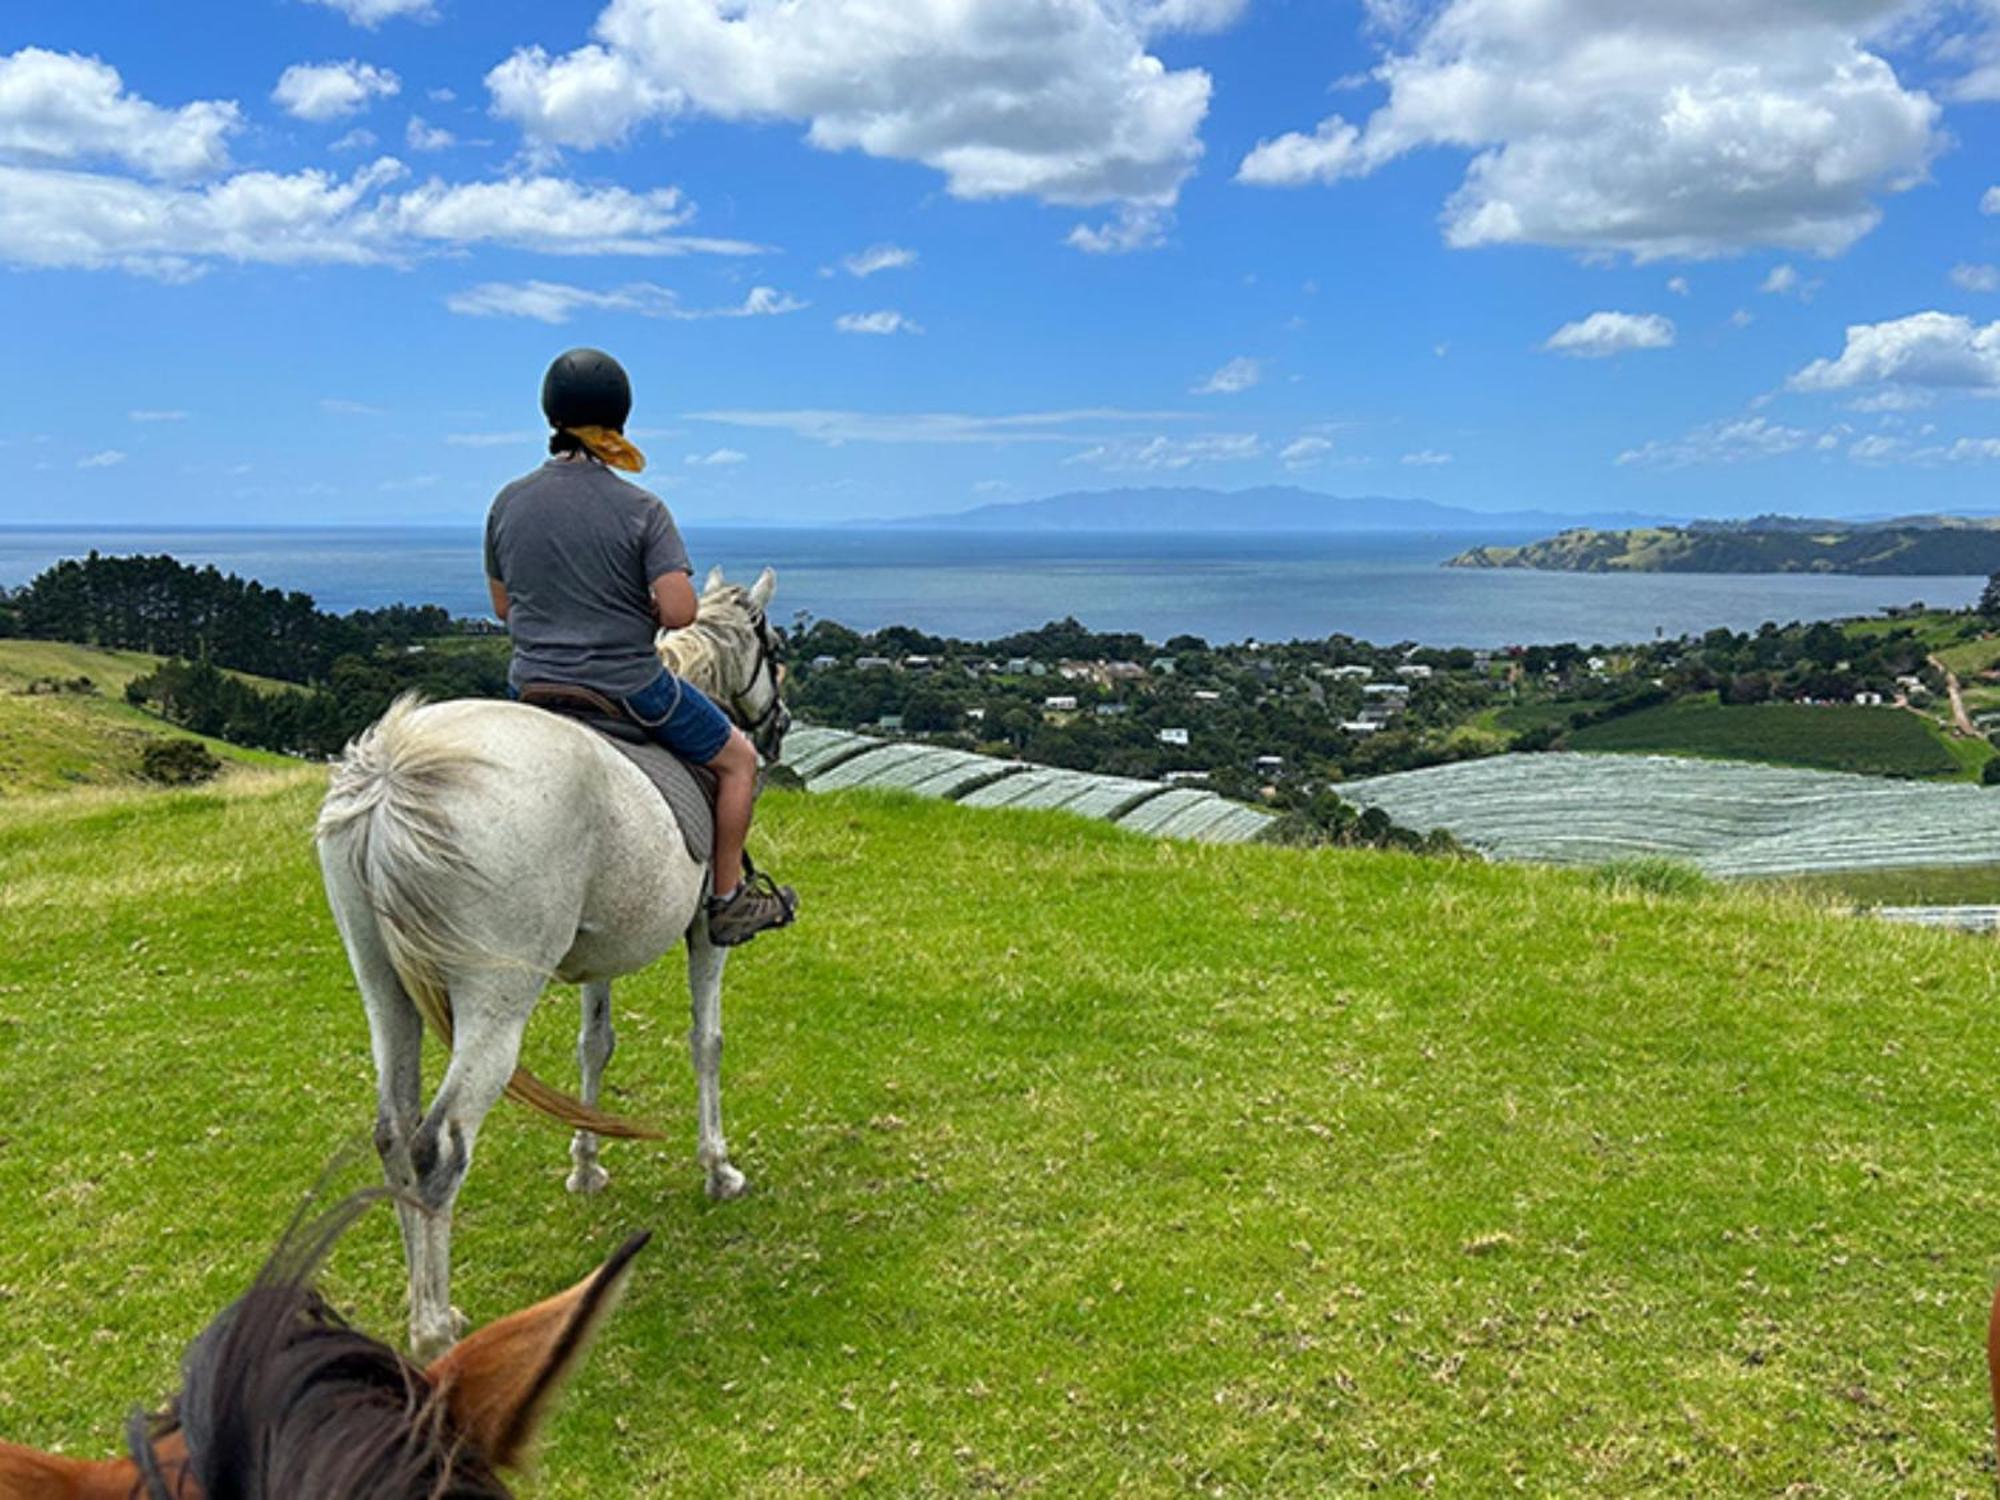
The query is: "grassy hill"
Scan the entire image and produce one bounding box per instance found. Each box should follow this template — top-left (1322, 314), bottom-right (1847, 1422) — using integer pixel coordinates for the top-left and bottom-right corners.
top-left (1568, 697), bottom-right (1969, 778)
top-left (1449, 522), bottom-right (2000, 575)
top-left (1, 773), bottom-right (1998, 1493)
top-left (0, 641), bottom-right (292, 795)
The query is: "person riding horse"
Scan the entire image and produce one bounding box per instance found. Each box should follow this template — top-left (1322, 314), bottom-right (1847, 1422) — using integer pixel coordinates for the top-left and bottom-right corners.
top-left (484, 348), bottom-right (796, 947)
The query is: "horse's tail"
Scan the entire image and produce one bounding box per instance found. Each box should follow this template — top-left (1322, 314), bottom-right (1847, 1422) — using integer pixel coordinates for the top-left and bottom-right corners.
top-left (316, 695), bottom-right (662, 1141)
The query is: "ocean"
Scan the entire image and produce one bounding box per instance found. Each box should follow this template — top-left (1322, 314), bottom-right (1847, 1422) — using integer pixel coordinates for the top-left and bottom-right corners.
top-left (0, 526), bottom-right (1983, 648)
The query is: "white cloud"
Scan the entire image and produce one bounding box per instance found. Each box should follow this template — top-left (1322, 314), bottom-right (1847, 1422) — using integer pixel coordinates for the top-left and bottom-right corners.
top-left (77, 448), bottom-right (126, 468)
top-left (405, 115), bottom-right (455, 151)
top-left (1070, 433), bottom-right (1264, 471)
top-left (273, 61), bottom-right (401, 123)
top-left (1945, 437), bottom-right (2000, 461)
top-left (305, 0), bottom-right (437, 26)
top-left (1847, 432), bottom-right (1906, 464)
top-left (685, 447), bottom-right (746, 465)
top-left (446, 279), bottom-right (803, 323)
top-left (1730, 308), bottom-right (1756, 329)
top-left (688, 407), bottom-right (1193, 445)
top-left (1281, 435), bottom-right (1333, 469)
top-left (1193, 355), bottom-right (1261, 394)
top-left (129, 409), bottom-right (188, 422)
top-left (445, 430), bottom-right (538, 448)
top-left (1542, 312), bottom-right (1676, 359)
top-left (1666, 276), bottom-right (1690, 296)
top-left (1236, 2), bottom-right (1942, 261)
top-left (0, 48), bottom-right (238, 179)
top-left (330, 128), bottom-right (378, 152)
top-left (840, 242), bottom-right (915, 277)
top-left (1617, 415), bottom-right (1816, 468)
top-left (834, 309), bottom-right (921, 335)
top-left (1788, 311), bottom-right (2000, 394)
top-left (1402, 449), bottom-right (1453, 466)
top-left (1761, 264), bottom-right (1800, 296)
top-left (0, 159), bottom-right (764, 276)
top-left (1952, 262), bottom-right (2000, 292)
top-left (485, 0), bottom-right (1214, 241)
top-left (1066, 203), bottom-right (1171, 255)
top-left (428, 87), bottom-right (457, 103)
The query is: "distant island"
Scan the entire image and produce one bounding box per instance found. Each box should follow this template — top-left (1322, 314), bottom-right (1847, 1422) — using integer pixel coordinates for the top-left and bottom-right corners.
top-left (1449, 515), bottom-right (2000, 576)
top-left (893, 485), bottom-right (1670, 535)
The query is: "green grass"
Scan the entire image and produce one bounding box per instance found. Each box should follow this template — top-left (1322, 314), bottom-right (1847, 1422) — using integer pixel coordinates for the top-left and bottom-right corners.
top-left (0, 642), bottom-right (292, 796)
top-left (1569, 697), bottom-right (1963, 778)
top-left (1756, 863), bottom-right (2000, 908)
top-left (3, 775), bottom-right (2000, 1494)
top-left (1490, 700), bottom-right (1582, 734)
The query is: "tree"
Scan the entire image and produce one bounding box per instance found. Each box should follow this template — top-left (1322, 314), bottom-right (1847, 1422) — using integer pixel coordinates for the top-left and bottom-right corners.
top-left (1980, 571), bottom-right (2000, 620)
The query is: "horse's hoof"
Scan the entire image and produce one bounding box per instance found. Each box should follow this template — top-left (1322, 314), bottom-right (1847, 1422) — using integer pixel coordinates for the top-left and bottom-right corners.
top-left (706, 1163), bottom-right (749, 1201)
top-left (567, 1162), bottom-right (611, 1195)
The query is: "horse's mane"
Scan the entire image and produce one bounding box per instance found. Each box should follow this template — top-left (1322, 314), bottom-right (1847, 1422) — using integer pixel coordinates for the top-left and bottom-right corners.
top-left (658, 581), bottom-right (760, 701)
top-left (129, 1190), bottom-right (510, 1500)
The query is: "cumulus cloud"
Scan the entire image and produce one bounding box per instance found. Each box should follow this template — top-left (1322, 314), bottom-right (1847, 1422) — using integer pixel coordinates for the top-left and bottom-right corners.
top-left (1985, 186), bottom-right (2000, 215)
top-left (834, 309), bottom-right (921, 335)
top-left (330, 127), bottom-right (378, 152)
top-left (1542, 312), bottom-right (1676, 359)
top-left (485, 0), bottom-right (1217, 245)
top-left (839, 242), bottom-right (915, 277)
top-left (0, 158), bottom-right (763, 277)
top-left (273, 61), bottom-right (400, 122)
top-left (1761, 264), bottom-right (1800, 296)
top-left (305, 0), bottom-right (437, 26)
top-left (1066, 203), bottom-right (1171, 254)
top-left (446, 279), bottom-right (803, 322)
top-left (1193, 355), bottom-right (1261, 394)
top-left (0, 48), bottom-right (238, 179)
top-left (1069, 433), bottom-right (1264, 471)
top-left (1236, 1), bottom-right (1943, 261)
top-left (1666, 276), bottom-right (1690, 296)
top-left (685, 447), bottom-right (746, 465)
top-left (405, 115), bottom-right (455, 151)
top-left (1788, 311), bottom-right (2000, 394)
top-left (1617, 415), bottom-right (1816, 468)
top-left (1952, 262), bottom-right (2000, 292)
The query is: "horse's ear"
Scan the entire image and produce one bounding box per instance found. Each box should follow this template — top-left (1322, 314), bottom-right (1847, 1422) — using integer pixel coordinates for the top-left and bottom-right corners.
top-left (424, 1232), bottom-right (648, 1471)
top-left (703, 564), bottom-right (726, 595)
top-left (748, 566), bottom-right (776, 610)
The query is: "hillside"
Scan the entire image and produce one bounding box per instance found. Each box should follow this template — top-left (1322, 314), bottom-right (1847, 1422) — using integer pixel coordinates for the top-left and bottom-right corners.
top-left (2, 774), bottom-right (1998, 1493)
top-left (0, 641), bottom-right (293, 795)
top-left (1450, 519), bottom-right (2000, 575)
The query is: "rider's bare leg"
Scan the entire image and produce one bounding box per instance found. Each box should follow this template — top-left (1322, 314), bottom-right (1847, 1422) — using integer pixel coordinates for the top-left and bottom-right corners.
top-left (705, 727), bottom-right (757, 897)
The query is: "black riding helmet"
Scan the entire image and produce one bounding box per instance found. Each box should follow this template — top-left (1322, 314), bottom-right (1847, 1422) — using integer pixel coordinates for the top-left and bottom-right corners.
top-left (541, 347), bottom-right (632, 431)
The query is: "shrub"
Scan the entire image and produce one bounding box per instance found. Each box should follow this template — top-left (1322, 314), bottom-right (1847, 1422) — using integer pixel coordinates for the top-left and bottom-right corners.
top-left (1982, 756), bottom-right (2000, 787)
top-left (139, 738), bottom-right (222, 786)
top-left (1592, 857), bottom-right (1708, 898)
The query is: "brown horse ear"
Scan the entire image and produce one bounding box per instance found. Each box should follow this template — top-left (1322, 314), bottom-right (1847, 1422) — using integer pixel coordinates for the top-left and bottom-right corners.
top-left (423, 1232), bottom-right (648, 1471)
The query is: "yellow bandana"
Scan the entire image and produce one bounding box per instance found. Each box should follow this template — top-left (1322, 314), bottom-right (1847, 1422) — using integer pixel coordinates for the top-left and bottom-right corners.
top-left (564, 425), bottom-right (647, 473)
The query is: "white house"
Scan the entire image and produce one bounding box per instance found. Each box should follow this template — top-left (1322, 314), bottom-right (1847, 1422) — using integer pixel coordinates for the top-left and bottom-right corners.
top-left (1363, 682), bottom-right (1411, 698)
top-left (1395, 664), bottom-right (1433, 681)
top-left (1043, 694), bottom-right (1079, 712)
top-left (855, 656), bottom-right (893, 671)
top-left (1192, 689), bottom-right (1223, 703)
top-left (1328, 664), bottom-right (1373, 680)
top-left (1158, 727), bottom-right (1190, 746)
top-left (1340, 720), bottom-right (1381, 735)
top-left (810, 654), bottom-right (839, 671)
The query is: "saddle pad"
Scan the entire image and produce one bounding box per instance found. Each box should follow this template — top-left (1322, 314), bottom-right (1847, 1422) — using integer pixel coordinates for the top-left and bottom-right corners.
top-left (520, 693), bottom-right (716, 865)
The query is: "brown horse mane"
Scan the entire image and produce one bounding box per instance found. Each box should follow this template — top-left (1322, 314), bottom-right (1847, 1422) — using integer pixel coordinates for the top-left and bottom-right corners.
top-left (127, 1189), bottom-right (510, 1500)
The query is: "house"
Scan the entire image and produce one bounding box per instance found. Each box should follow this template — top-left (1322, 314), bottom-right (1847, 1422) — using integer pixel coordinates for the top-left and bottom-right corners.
top-left (1395, 664), bottom-right (1433, 681)
top-left (1192, 689), bottom-right (1223, 704)
top-left (855, 656), bottom-right (893, 671)
top-left (1339, 720), bottom-right (1381, 735)
top-left (1043, 695), bottom-right (1079, 712)
top-left (810, 654), bottom-right (840, 671)
top-left (902, 655), bottom-right (936, 673)
top-left (1003, 657), bottom-right (1034, 675)
top-left (1094, 703), bottom-right (1130, 718)
top-left (1158, 727), bottom-right (1190, 746)
top-left (1151, 657), bottom-right (1178, 675)
top-left (1253, 754), bottom-right (1285, 773)
top-left (876, 714), bottom-right (904, 732)
top-left (1328, 664), bottom-right (1373, 680)
top-left (1104, 661), bottom-right (1146, 682)
top-left (1363, 682), bottom-right (1411, 698)
top-left (965, 706), bottom-right (987, 722)
top-left (1163, 769), bottom-right (1210, 784)
top-left (1853, 690), bottom-right (1884, 706)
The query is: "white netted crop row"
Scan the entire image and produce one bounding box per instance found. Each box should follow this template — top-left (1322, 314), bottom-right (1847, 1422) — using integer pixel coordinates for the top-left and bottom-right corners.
top-left (1338, 753), bottom-right (2000, 877)
top-left (774, 726), bottom-right (1276, 845)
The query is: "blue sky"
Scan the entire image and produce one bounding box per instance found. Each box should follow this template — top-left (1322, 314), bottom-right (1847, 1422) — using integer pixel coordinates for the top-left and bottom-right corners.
top-left (4, 0), bottom-right (2000, 526)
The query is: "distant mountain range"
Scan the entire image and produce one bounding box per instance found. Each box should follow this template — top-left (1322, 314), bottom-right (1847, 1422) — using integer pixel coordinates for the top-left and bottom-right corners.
top-left (1449, 515), bottom-right (2000, 576)
top-left (891, 486), bottom-right (1672, 534)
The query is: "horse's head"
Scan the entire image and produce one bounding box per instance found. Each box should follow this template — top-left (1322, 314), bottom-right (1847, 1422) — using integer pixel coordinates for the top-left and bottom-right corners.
top-left (663, 565), bottom-right (790, 762)
top-left (0, 1200), bottom-right (646, 1500)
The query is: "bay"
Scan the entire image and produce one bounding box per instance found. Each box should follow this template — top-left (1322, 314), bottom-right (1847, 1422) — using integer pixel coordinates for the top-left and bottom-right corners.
top-left (0, 526), bottom-right (1981, 647)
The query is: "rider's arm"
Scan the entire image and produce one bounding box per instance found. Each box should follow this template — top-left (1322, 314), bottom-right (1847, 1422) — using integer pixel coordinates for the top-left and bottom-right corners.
top-left (487, 577), bottom-right (511, 622)
top-left (652, 571), bottom-right (698, 630)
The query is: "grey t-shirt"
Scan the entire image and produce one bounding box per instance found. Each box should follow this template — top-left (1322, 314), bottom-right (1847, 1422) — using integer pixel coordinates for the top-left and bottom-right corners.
top-left (484, 458), bottom-right (691, 695)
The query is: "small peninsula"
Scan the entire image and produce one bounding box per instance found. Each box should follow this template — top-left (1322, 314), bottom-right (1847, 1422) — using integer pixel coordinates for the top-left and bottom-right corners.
top-left (1448, 516), bottom-right (2000, 575)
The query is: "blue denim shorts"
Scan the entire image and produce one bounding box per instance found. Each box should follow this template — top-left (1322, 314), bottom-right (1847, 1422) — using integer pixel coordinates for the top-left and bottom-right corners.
top-left (620, 670), bottom-right (734, 764)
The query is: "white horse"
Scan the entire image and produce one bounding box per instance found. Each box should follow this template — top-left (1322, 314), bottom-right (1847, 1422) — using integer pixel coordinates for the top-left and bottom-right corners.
top-left (315, 566), bottom-right (788, 1359)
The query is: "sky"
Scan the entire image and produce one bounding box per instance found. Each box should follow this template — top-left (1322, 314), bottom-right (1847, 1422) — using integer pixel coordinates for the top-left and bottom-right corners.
top-left (3, 0), bottom-right (2000, 526)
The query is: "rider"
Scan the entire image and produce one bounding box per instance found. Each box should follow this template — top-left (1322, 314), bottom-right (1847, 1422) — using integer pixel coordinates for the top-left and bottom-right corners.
top-left (484, 347), bottom-right (797, 947)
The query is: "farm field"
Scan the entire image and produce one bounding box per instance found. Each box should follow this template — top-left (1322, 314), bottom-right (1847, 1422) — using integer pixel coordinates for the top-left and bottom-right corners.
top-left (1568, 697), bottom-right (1968, 778)
top-left (0, 641), bottom-right (292, 796)
top-left (1767, 863), bottom-right (2000, 908)
top-left (2, 773), bottom-right (2000, 1494)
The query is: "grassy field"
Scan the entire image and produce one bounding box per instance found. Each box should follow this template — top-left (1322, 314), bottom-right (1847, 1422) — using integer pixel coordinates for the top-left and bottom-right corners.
top-left (3, 773), bottom-right (2000, 1494)
top-left (1569, 697), bottom-right (1967, 778)
top-left (0, 641), bottom-right (291, 796)
top-left (1758, 863), bottom-right (2000, 908)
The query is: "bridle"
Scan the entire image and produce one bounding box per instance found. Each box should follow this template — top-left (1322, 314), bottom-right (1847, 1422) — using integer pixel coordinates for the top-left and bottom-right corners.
top-left (731, 607), bottom-right (790, 762)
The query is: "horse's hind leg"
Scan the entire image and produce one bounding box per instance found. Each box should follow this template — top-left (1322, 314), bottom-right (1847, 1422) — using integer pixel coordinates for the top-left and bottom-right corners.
top-left (407, 973), bottom-right (537, 1361)
top-left (567, 980), bottom-right (615, 1195)
top-left (688, 925), bottom-right (746, 1200)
